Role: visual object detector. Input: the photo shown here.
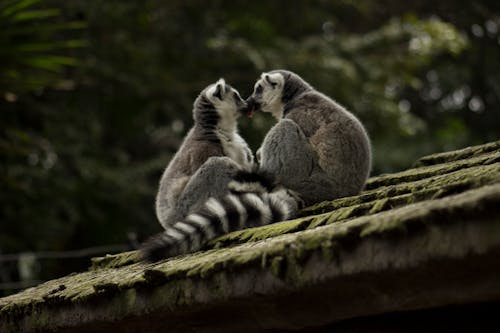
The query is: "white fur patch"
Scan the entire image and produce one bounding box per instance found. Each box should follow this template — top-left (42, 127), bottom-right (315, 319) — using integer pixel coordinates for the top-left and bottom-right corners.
top-left (261, 72), bottom-right (285, 88)
top-left (205, 79), bottom-right (240, 133)
top-left (166, 228), bottom-right (185, 241)
top-left (226, 194), bottom-right (247, 230)
top-left (256, 72), bottom-right (285, 119)
top-left (160, 232), bottom-right (172, 242)
top-left (215, 104), bottom-right (238, 132)
top-left (175, 222), bottom-right (200, 250)
top-left (268, 193), bottom-right (292, 220)
top-left (175, 221), bottom-right (196, 234)
top-left (205, 79), bottom-right (252, 170)
top-left (186, 214), bottom-right (215, 239)
top-left (243, 193), bottom-right (272, 226)
top-left (228, 180), bottom-right (266, 193)
top-left (217, 132), bottom-right (254, 170)
top-left (205, 78), bottom-right (226, 100)
top-left (205, 197), bottom-right (230, 233)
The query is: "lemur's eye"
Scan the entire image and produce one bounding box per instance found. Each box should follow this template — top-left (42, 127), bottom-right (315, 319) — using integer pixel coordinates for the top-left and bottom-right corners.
top-left (255, 84), bottom-right (263, 94)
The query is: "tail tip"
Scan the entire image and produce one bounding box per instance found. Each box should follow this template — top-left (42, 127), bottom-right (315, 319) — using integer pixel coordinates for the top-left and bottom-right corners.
top-left (139, 234), bottom-right (173, 262)
top-left (140, 243), bottom-right (164, 262)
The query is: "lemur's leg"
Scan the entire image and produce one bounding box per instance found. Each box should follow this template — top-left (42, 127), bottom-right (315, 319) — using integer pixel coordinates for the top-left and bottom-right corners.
top-left (171, 156), bottom-right (241, 223)
top-left (156, 176), bottom-right (190, 230)
top-left (310, 121), bottom-right (372, 197)
top-left (259, 119), bottom-right (337, 206)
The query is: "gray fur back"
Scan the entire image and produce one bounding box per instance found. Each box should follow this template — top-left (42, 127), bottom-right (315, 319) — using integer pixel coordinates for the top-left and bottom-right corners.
top-left (287, 91), bottom-right (372, 191)
top-left (258, 70), bottom-right (371, 206)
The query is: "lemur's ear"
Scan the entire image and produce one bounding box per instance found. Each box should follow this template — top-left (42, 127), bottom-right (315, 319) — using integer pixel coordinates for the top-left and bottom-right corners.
top-left (265, 74), bottom-right (277, 88)
top-left (213, 78), bottom-right (226, 100)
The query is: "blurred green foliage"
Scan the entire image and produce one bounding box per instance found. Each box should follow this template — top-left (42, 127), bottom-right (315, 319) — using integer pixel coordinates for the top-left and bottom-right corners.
top-left (0, 0), bottom-right (86, 93)
top-left (1, 0), bottom-right (499, 291)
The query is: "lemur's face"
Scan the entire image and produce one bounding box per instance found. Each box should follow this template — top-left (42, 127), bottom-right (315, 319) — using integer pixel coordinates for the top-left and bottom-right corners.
top-left (246, 72), bottom-right (285, 120)
top-left (205, 78), bottom-right (247, 120)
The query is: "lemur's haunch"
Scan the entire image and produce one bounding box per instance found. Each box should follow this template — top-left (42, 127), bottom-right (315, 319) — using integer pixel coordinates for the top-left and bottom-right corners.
top-left (142, 170), bottom-right (300, 261)
top-left (247, 70), bottom-right (372, 206)
top-left (155, 79), bottom-right (254, 230)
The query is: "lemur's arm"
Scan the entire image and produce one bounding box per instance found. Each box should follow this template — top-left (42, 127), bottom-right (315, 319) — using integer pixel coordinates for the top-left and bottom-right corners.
top-left (233, 132), bottom-right (255, 171)
top-left (259, 119), bottom-right (314, 183)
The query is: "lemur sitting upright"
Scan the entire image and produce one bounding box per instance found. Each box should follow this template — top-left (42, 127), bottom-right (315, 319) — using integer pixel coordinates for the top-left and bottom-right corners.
top-left (143, 78), bottom-right (302, 261)
top-left (247, 70), bottom-right (372, 206)
top-left (155, 79), bottom-right (254, 230)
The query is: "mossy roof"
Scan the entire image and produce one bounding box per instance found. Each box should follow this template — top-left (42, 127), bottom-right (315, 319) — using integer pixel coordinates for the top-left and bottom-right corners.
top-left (1, 141), bottom-right (500, 333)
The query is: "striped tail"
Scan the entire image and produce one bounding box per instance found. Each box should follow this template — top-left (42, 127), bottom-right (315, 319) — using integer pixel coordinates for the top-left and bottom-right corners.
top-left (141, 170), bottom-right (302, 262)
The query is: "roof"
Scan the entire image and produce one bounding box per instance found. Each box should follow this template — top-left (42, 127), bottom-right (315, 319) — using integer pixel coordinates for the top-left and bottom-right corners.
top-left (1, 140), bottom-right (499, 332)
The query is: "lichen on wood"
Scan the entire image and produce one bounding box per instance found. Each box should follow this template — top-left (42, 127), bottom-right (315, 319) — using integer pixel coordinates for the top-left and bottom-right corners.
top-left (413, 140), bottom-right (500, 167)
top-left (89, 153), bottom-right (500, 271)
top-left (1, 183), bottom-right (500, 333)
top-left (2, 141), bottom-right (499, 333)
top-left (90, 251), bottom-right (140, 270)
top-left (212, 161), bottom-right (500, 249)
top-left (365, 149), bottom-right (499, 190)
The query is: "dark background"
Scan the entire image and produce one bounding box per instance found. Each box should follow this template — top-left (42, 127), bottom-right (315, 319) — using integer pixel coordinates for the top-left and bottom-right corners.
top-left (1, 0), bottom-right (499, 295)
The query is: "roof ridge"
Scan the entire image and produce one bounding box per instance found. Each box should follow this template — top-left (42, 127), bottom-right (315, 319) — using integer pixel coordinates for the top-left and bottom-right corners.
top-left (89, 147), bottom-right (500, 271)
top-left (366, 148), bottom-right (499, 190)
top-left (212, 161), bottom-right (500, 248)
top-left (89, 159), bottom-right (499, 271)
top-left (412, 140), bottom-right (500, 167)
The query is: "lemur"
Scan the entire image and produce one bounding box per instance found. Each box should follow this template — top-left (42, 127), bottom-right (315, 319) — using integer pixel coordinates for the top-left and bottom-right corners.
top-left (143, 78), bottom-right (303, 261)
top-left (142, 169), bottom-right (300, 261)
top-left (155, 79), bottom-right (254, 230)
top-left (246, 70), bottom-right (372, 206)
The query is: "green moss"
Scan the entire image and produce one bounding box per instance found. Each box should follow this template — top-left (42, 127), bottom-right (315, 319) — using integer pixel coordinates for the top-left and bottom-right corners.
top-left (26, 309), bottom-right (50, 331)
top-left (86, 144), bottom-right (500, 274)
top-left (305, 213), bottom-right (331, 229)
top-left (414, 140), bottom-right (500, 167)
top-left (300, 196), bottom-right (366, 216)
top-left (91, 250), bottom-right (140, 270)
top-left (319, 239), bottom-right (334, 261)
top-left (369, 198), bottom-right (390, 214)
top-left (1, 142), bottom-right (499, 333)
top-left (210, 217), bottom-right (311, 248)
top-left (269, 256), bottom-right (286, 279)
top-left (307, 206), bottom-right (361, 229)
top-left (366, 149), bottom-right (499, 190)
top-left (305, 161), bottom-right (500, 216)
top-left (1, 183), bottom-right (500, 333)
top-left (88, 159), bottom-right (500, 272)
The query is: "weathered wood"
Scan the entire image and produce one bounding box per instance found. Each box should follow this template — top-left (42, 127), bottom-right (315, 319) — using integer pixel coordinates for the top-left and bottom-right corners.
top-left (412, 140), bottom-right (500, 167)
top-left (1, 183), bottom-right (499, 332)
top-left (1, 141), bottom-right (499, 333)
top-left (90, 150), bottom-right (500, 269)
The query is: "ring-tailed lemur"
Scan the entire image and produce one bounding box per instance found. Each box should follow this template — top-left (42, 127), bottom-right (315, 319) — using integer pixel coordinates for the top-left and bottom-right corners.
top-left (142, 170), bottom-right (301, 261)
top-left (247, 70), bottom-right (372, 206)
top-left (155, 79), bottom-right (254, 230)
